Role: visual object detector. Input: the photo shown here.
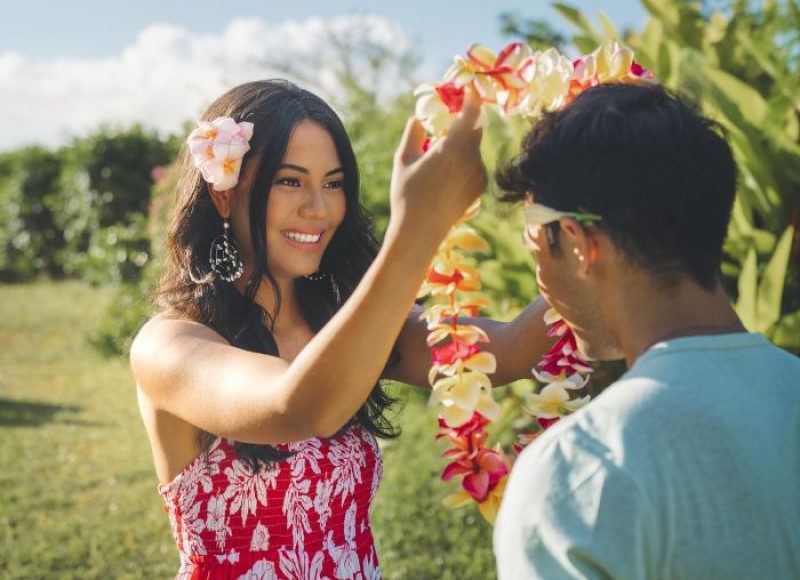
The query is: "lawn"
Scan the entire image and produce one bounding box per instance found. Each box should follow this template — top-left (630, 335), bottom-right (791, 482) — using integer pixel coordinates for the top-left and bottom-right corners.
top-left (0, 281), bottom-right (496, 579)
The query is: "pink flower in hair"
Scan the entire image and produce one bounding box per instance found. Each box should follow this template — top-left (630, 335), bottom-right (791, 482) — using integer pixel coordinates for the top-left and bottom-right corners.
top-left (187, 117), bottom-right (254, 191)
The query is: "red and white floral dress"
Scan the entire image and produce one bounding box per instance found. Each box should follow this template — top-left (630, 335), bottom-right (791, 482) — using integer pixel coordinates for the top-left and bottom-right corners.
top-left (158, 424), bottom-right (383, 579)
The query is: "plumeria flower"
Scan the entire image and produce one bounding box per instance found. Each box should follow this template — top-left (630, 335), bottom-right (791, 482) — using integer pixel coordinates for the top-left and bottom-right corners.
top-left (421, 296), bottom-right (491, 326)
top-left (524, 381), bottom-right (591, 419)
top-left (414, 83), bottom-right (460, 137)
top-left (629, 61), bottom-right (656, 81)
top-left (421, 257), bottom-right (482, 297)
top-left (437, 411), bottom-right (488, 438)
top-left (569, 40), bottom-right (655, 104)
top-left (438, 225), bottom-right (490, 254)
top-left (543, 308), bottom-right (570, 339)
top-left (429, 341), bottom-right (497, 383)
top-left (538, 329), bottom-right (593, 376)
top-left (442, 446), bottom-right (508, 501)
top-left (477, 474), bottom-right (507, 524)
top-left (536, 308), bottom-right (593, 377)
top-left (437, 413), bottom-right (509, 522)
top-left (444, 43), bottom-right (533, 113)
top-left (426, 321), bottom-right (489, 347)
top-left (414, 80), bottom-right (489, 146)
top-left (517, 48), bottom-right (573, 117)
top-left (429, 371), bottom-right (500, 427)
top-left (532, 369), bottom-right (588, 389)
top-left (443, 474), bottom-right (508, 524)
top-left (187, 117), bottom-right (254, 191)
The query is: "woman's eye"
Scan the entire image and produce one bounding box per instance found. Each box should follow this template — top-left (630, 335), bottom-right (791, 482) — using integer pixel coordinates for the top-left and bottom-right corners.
top-left (324, 180), bottom-right (344, 190)
top-left (276, 177), bottom-right (301, 187)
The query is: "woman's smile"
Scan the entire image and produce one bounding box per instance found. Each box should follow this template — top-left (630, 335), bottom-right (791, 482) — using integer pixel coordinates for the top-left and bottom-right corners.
top-left (281, 228), bottom-right (325, 252)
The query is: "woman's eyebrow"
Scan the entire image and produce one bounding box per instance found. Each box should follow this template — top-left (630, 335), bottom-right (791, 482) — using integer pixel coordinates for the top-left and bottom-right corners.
top-left (278, 163), bottom-right (344, 177)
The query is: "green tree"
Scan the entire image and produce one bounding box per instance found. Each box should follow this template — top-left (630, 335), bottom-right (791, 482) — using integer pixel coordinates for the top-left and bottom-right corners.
top-left (0, 147), bottom-right (64, 280)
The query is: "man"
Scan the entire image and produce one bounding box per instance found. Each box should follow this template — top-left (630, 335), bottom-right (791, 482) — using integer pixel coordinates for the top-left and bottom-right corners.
top-left (493, 83), bottom-right (800, 578)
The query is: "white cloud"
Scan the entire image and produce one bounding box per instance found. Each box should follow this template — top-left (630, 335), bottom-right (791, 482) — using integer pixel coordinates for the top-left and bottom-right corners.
top-left (0, 14), bottom-right (415, 152)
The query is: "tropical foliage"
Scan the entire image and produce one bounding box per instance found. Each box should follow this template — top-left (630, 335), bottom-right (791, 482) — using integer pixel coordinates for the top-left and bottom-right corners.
top-left (524, 0), bottom-right (800, 351)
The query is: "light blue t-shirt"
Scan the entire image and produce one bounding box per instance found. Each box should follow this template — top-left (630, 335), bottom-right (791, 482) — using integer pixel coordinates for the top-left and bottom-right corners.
top-left (494, 333), bottom-right (800, 579)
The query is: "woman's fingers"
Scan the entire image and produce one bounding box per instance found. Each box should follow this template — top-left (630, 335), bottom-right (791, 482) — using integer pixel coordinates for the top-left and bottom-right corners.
top-left (445, 88), bottom-right (483, 149)
top-left (395, 117), bottom-right (427, 166)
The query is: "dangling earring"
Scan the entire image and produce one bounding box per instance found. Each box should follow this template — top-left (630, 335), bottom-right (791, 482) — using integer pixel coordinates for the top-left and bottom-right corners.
top-left (209, 218), bottom-right (243, 282)
top-left (330, 274), bottom-right (342, 305)
top-left (304, 268), bottom-right (326, 281)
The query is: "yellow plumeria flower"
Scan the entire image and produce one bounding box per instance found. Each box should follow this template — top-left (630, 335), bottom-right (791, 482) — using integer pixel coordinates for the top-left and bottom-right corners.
top-left (524, 381), bottom-right (591, 419)
top-left (429, 371), bottom-right (500, 427)
top-left (426, 322), bottom-right (489, 347)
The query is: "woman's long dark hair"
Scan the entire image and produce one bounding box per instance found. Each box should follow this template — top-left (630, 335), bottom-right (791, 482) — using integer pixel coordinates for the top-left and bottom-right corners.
top-left (157, 80), bottom-right (397, 469)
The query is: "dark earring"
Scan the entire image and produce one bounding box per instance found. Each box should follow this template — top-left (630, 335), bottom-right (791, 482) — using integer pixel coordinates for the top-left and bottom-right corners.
top-left (209, 218), bottom-right (243, 282)
top-left (330, 274), bottom-right (342, 304)
top-left (304, 268), bottom-right (326, 281)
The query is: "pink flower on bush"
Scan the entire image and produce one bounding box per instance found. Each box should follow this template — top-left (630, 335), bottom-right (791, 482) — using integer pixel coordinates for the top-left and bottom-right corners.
top-left (150, 165), bottom-right (166, 182)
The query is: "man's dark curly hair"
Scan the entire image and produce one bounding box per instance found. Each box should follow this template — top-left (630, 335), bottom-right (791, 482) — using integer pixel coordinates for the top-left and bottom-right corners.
top-left (496, 83), bottom-right (738, 290)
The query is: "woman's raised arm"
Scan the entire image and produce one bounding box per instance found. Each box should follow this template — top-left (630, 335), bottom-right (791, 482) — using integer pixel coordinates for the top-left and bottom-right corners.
top-left (131, 92), bottom-right (487, 445)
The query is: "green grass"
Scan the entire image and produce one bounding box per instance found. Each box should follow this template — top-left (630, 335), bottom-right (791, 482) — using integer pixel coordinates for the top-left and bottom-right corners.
top-left (0, 281), bottom-right (496, 579)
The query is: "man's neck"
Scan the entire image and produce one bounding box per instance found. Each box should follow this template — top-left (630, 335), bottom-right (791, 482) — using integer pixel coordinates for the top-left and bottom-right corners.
top-left (605, 276), bottom-right (746, 367)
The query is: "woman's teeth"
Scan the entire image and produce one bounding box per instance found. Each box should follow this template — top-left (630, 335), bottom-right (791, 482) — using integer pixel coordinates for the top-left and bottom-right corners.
top-left (284, 231), bottom-right (322, 244)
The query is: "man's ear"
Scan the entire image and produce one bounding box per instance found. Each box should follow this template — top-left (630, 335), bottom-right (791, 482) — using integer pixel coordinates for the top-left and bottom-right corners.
top-left (207, 184), bottom-right (233, 219)
top-left (559, 217), bottom-right (598, 276)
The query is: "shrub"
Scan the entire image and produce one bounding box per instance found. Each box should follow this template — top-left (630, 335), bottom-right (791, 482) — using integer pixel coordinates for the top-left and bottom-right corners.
top-left (0, 147), bottom-right (64, 280)
top-left (53, 125), bottom-right (179, 283)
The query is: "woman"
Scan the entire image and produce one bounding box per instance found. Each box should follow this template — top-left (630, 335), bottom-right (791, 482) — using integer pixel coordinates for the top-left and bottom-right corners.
top-left (131, 79), bottom-right (551, 579)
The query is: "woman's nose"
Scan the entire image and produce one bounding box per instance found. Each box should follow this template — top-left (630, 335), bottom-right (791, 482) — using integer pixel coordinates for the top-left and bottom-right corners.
top-left (299, 188), bottom-right (328, 219)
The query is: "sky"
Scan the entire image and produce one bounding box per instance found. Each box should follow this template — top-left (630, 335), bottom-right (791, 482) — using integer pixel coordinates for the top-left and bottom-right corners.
top-left (0, 0), bottom-right (648, 152)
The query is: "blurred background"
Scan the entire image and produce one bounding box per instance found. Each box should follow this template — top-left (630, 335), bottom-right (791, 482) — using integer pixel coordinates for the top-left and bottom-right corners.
top-left (1, 1), bottom-right (798, 577)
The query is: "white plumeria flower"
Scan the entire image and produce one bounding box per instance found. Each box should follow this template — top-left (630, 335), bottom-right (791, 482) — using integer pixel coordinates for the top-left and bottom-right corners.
top-left (431, 349), bottom-right (497, 380)
top-left (532, 369), bottom-right (588, 388)
top-left (187, 117), bottom-right (254, 191)
top-left (414, 84), bottom-right (455, 137)
top-left (544, 307), bottom-right (564, 325)
top-left (524, 381), bottom-right (591, 419)
top-left (518, 48), bottom-right (573, 117)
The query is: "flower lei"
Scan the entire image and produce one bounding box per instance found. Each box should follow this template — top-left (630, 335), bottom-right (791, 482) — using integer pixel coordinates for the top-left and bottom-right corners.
top-left (415, 40), bottom-right (655, 524)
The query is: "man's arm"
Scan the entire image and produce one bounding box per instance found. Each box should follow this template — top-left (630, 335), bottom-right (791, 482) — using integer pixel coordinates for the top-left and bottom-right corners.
top-left (384, 296), bottom-right (555, 387)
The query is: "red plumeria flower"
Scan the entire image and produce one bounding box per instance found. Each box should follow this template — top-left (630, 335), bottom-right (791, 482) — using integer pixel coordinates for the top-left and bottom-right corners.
top-left (438, 414), bottom-right (508, 502)
top-left (442, 42), bottom-right (532, 114)
top-left (435, 82), bottom-right (465, 113)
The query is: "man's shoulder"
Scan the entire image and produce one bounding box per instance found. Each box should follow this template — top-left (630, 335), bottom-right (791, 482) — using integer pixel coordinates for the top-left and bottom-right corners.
top-left (513, 374), bottom-right (675, 487)
top-left (513, 413), bottom-right (625, 498)
top-left (629, 333), bottom-right (800, 384)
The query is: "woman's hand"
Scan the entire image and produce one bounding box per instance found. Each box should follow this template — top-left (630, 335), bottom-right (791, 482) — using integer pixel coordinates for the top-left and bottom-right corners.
top-left (388, 89), bottom-right (487, 244)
